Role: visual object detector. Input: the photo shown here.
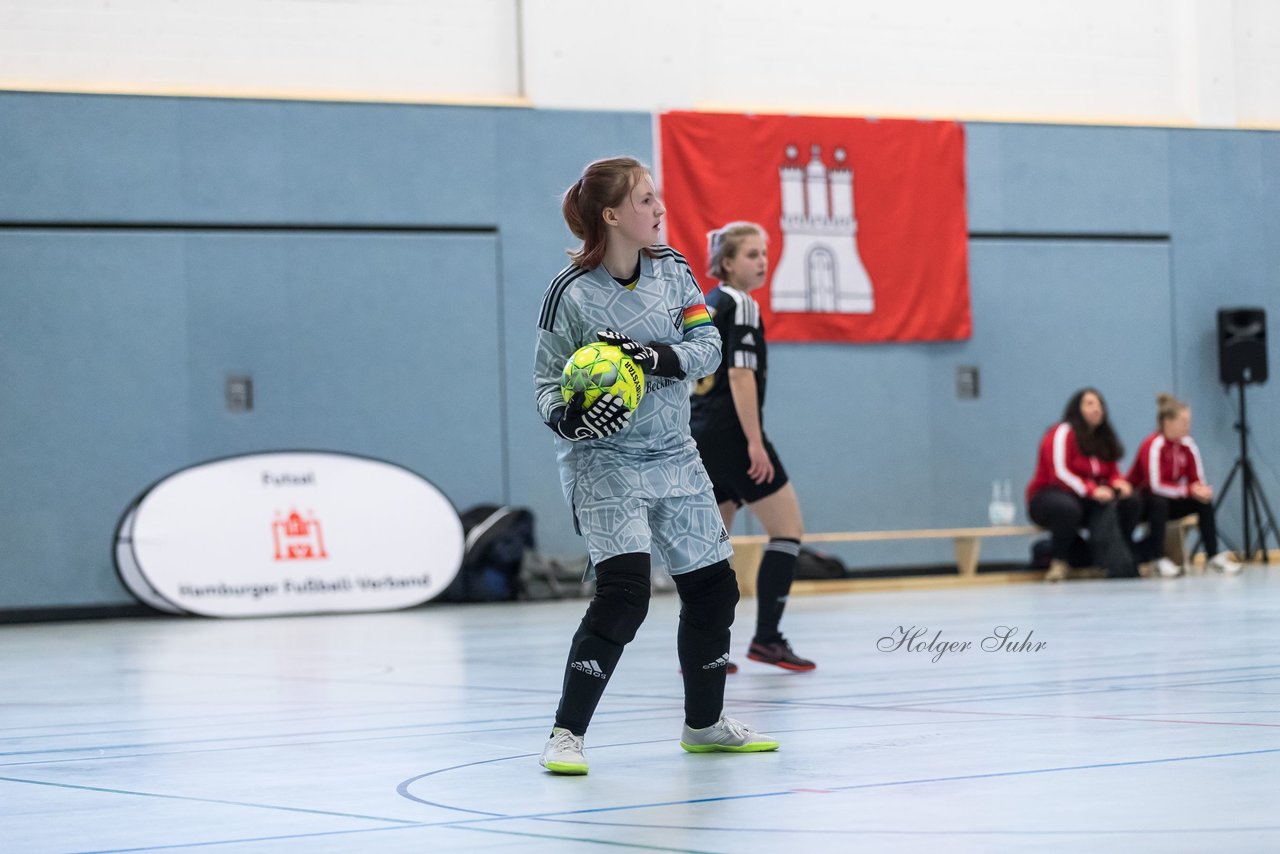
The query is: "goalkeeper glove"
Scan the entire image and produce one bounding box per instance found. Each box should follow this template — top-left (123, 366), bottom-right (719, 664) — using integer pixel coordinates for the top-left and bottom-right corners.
top-left (548, 392), bottom-right (632, 441)
top-left (596, 329), bottom-right (685, 379)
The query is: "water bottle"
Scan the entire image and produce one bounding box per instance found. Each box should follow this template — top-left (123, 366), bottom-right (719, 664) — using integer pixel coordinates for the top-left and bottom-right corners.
top-left (1000, 479), bottom-right (1017, 525)
top-left (990, 480), bottom-right (1017, 526)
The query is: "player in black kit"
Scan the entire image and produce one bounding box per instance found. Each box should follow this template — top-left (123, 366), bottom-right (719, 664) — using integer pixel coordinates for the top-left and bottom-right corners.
top-left (690, 222), bottom-right (815, 671)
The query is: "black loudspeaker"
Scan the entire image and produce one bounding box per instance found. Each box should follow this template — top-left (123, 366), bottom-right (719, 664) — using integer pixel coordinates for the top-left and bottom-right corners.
top-left (1218, 307), bottom-right (1268, 385)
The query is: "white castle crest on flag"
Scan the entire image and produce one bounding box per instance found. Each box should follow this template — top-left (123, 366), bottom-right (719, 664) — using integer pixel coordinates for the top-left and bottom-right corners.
top-left (771, 144), bottom-right (875, 314)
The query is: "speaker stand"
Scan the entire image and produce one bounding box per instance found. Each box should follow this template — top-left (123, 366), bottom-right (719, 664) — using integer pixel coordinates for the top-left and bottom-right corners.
top-left (1215, 382), bottom-right (1280, 562)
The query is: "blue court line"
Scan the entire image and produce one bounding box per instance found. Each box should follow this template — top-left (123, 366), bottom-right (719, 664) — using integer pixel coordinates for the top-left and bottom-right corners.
top-left (0, 774), bottom-right (420, 825)
top-left (824, 745), bottom-right (1280, 793)
top-left (78, 819), bottom-right (714, 854)
top-left (452, 824), bottom-right (719, 852)
top-left (724, 675), bottom-right (1280, 714)
top-left (21, 747), bottom-right (1280, 851)
top-left (520, 745), bottom-right (1280, 820)
top-left (754, 662), bottom-right (1280, 705)
top-left (0, 706), bottom-right (438, 737)
top-left (80, 819), bottom-right (481, 854)
top-left (747, 694), bottom-right (1278, 722)
top-left (0, 696), bottom-right (691, 752)
top-left (397, 744), bottom-right (1280, 823)
top-left (0, 701), bottom-right (582, 740)
top-left (397, 769), bottom-right (509, 816)
top-left (396, 735), bottom-right (775, 815)
top-left (70, 815), bottom-right (1280, 854)
top-left (0, 718), bottom-right (553, 758)
top-left (10, 661), bottom-right (1274, 744)
top-left (722, 673), bottom-right (1280, 713)
top-left (0, 705), bottom-right (684, 760)
top-left (804, 701), bottom-right (1280, 730)
top-left (7, 676), bottom-right (1273, 772)
top-left (872, 673), bottom-right (1280, 707)
top-left (0, 698), bottom-right (534, 737)
top-left (542, 816), bottom-right (1280, 837)
top-left (0, 708), bottom-right (693, 772)
top-left (0, 715), bottom-right (986, 772)
top-left (79, 823), bottom-right (439, 854)
top-left (795, 660), bottom-right (1280, 693)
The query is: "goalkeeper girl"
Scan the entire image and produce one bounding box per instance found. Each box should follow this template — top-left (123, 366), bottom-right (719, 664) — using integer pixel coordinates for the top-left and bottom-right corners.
top-left (533, 157), bottom-right (778, 774)
top-left (690, 222), bottom-right (815, 672)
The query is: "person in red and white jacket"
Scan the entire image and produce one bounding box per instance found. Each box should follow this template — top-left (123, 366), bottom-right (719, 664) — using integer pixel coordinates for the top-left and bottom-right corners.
top-left (1128, 393), bottom-right (1240, 577)
top-left (1026, 388), bottom-right (1140, 581)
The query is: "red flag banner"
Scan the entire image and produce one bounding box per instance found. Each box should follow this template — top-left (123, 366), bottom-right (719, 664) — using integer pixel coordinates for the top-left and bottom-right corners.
top-left (658, 111), bottom-right (970, 343)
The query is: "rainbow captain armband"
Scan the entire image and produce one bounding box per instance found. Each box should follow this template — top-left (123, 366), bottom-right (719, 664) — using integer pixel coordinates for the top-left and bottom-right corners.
top-left (682, 304), bottom-right (712, 332)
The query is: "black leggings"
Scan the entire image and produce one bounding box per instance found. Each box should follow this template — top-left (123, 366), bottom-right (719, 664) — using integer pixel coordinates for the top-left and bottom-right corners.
top-left (1028, 489), bottom-right (1140, 578)
top-left (1141, 494), bottom-right (1219, 560)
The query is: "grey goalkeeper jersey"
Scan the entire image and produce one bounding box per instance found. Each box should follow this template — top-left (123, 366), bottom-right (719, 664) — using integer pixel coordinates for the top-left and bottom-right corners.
top-left (534, 246), bottom-right (722, 499)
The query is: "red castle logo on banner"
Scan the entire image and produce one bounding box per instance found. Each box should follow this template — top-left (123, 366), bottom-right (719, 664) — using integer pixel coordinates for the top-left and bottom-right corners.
top-left (659, 111), bottom-right (971, 343)
top-left (772, 143), bottom-right (875, 315)
top-left (272, 509), bottom-right (328, 561)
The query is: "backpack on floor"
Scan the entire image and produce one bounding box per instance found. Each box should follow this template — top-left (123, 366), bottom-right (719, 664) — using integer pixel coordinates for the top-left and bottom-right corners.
top-left (518, 551), bottom-right (594, 601)
top-left (439, 505), bottom-right (535, 602)
top-left (794, 546), bottom-right (848, 580)
top-left (1030, 534), bottom-right (1094, 569)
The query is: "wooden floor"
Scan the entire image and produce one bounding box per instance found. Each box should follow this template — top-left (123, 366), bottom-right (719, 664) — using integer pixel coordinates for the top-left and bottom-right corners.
top-left (2, 566), bottom-right (1278, 853)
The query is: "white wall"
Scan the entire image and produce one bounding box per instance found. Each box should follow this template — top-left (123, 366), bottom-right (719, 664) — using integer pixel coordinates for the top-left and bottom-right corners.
top-left (0, 0), bottom-right (1276, 127)
top-left (0, 0), bottom-right (523, 104)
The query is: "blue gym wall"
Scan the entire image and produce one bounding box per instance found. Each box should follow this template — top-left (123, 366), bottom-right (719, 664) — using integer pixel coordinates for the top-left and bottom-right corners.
top-left (1, 92), bottom-right (1276, 612)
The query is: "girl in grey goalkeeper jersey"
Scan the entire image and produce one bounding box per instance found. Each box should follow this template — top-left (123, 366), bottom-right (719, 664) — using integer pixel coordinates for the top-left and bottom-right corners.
top-left (534, 156), bottom-right (779, 775)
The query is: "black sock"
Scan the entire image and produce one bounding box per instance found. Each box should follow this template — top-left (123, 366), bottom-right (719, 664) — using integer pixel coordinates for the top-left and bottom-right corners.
top-left (553, 553), bottom-right (651, 736)
top-left (553, 617), bottom-right (625, 736)
top-left (677, 620), bottom-right (727, 729)
top-left (673, 561), bottom-right (737, 730)
top-left (754, 538), bottom-right (799, 643)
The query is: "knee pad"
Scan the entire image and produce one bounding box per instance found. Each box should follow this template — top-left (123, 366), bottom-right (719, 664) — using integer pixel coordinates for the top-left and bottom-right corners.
top-left (673, 559), bottom-right (738, 633)
top-left (584, 555), bottom-right (651, 646)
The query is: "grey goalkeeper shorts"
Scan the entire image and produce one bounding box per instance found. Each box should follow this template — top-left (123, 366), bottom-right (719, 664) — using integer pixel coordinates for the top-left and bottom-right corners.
top-left (573, 489), bottom-right (732, 575)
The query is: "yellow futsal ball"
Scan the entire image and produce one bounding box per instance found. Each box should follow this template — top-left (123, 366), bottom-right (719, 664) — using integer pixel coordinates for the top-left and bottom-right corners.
top-left (561, 343), bottom-right (645, 412)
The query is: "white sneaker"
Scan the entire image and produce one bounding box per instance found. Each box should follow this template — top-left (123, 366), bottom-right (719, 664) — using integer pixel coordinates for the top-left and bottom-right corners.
top-left (1156, 557), bottom-right (1183, 578)
top-left (540, 727), bottom-right (588, 775)
top-left (680, 716), bottom-right (779, 753)
top-left (1208, 551), bottom-right (1243, 575)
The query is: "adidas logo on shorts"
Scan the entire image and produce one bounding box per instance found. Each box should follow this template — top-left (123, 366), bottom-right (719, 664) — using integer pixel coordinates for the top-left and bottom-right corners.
top-left (718, 528), bottom-right (730, 543)
top-left (571, 659), bottom-right (607, 679)
top-left (702, 654), bottom-right (731, 670)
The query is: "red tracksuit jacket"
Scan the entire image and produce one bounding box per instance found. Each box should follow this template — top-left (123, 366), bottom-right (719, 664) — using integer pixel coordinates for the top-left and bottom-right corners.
top-left (1126, 431), bottom-right (1205, 498)
top-left (1026, 422), bottom-right (1125, 504)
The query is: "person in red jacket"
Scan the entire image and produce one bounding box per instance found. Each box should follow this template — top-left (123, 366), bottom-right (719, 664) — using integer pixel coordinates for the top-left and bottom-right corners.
top-left (1026, 388), bottom-right (1140, 581)
top-left (1129, 393), bottom-right (1241, 577)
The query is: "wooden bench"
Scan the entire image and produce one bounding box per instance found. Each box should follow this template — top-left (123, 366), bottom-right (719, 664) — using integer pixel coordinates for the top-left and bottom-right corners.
top-left (1163, 514), bottom-right (1197, 565)
top-left (729, 515), bottom-right (1203, 596)
top-left (730, 526), bottom-right (1041, 596)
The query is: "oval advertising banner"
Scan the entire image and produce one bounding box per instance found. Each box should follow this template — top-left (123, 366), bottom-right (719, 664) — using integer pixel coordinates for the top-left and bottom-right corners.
top-left (116, 452), bottom-right (464, 617)
top-left (115, 501), bottom-right (186, 615)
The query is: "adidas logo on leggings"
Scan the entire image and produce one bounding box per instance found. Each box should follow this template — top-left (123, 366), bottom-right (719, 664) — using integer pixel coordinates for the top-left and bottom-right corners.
top-left (702, 654), bottom-right (731, 670)
top-left (571, 659), bottom-right (607, 679)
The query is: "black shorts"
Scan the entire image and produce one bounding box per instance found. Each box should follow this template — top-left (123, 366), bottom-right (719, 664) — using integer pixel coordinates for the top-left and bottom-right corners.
top-left (694, 430), bottom-right (790, 507)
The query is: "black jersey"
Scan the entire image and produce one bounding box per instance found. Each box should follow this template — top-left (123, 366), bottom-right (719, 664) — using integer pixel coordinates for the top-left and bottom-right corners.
top-left (689, 284), bottom-right (767, 434)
